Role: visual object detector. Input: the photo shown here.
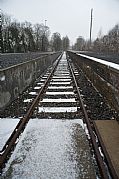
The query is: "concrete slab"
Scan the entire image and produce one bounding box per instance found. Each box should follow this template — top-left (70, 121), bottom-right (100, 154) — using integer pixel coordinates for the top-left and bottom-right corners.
top-left (2, 119), bottom-right (96, 179)
top-left (94, 120), bottom-right (119, 178)
top-left (0, 118), bottom-right (20, 151)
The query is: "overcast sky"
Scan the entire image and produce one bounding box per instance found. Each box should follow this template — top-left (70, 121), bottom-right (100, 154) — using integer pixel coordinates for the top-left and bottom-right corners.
top-left (1, 0), bottom-right (119, 44)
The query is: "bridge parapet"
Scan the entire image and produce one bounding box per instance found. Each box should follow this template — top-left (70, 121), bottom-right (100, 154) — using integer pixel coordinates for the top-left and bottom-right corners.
top-left (67, 51), bottom-right (119, 115)
top-left (0, 52), bottom-right (61, 111)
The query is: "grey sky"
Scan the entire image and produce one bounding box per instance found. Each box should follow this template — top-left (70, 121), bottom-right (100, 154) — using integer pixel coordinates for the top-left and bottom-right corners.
top-left (1, 0), bottom-right (119, 43)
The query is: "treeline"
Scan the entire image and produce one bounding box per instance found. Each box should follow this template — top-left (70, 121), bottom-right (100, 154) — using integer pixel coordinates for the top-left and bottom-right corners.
top-left (93, 25), bottom-right (119, 54)
top-left (1, 11), bottom-right (119, 54)
top-left (0, 12), bottom-right (70, 53)
top-left (73, 24), bottom-right (119, 54)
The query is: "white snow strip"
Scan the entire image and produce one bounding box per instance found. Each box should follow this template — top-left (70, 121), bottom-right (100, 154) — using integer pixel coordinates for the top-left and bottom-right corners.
top-left (57, 67), bottom-right (68, 69)
top-left (38, 107), bottom-right (77, 113)
top-left (41, 98), bottom-right (76, 102)
top-left (23, 99), bottom-right (32, 103)
top-left (42, 76), bottom-right (47, 79)
top-left (46, 91), bottom-right (74, 95)
top-left (52, 79), bottom-right (71, 81)
top-left (46, 73), bottom-right (50, 75)
top-left (29, 92), bottom-right (37, 95)
top-left (34, 86), bottom-right (41, 90)
top-left (50, 82), bottom-right (71, 85)
top-left (57, 65), bottom-right (68, 66)
top-left (58, 64), bottom-right (68, 65)
top-left (0, 118), bottom-right (20, 151)
top-left (58, 65), bottom-right (68, 66)
top-left (57, 69), bottom-right (68, 71)
top-left (43, 75), bottom-right (49, 77)
top-left (37, 82), bottom-right (43, 85)
top-left (56, 67), bottom-right (68, 69)
top-left (52, 76), bottom-right (70, 79)
top-left (74, 72), bottom-right (79, 74)
top-left (55, 73), bottom-right (70, 75)
top-left (48, 86), bottom-right (73, 89)
top-left (54, 74), bottom-right (70, 76)
top-left (79, 54), bottom-right (119, 70)
top-left (55, 71), bottom-right (69, 73)
top-left (40, 79), bottom-right (46, 82)
top-left (0, 76), bottom-right (5, 81)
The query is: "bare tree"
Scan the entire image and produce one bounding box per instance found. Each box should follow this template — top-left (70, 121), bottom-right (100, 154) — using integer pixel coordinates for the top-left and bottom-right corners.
top-left (34, 23), bottom-right (50, 52)
top-left (92, 24), bottom-right (119, 54)
top-left (62, 36), bottom-right (70, 51)
top-left (73, 36), bottom-right (85, 51)
top-left (51, 32), bottom-right (62, 51)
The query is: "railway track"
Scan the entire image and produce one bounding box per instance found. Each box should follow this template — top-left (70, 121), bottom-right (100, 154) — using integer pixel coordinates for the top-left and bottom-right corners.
top-left (0, 52), bottom-right (118, 178)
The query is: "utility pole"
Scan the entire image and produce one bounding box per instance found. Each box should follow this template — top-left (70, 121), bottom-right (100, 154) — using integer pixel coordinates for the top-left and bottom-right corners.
top-left (0, 9), bottom-right (3, 53)
top-left (89, 8), bottom-right (93, 48)
top-left (45, 20), bottom-right (47, 27)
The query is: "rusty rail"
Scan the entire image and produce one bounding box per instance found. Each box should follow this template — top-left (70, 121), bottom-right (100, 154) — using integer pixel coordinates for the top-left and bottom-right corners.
top-left (0, 53), bottom-right (63, 171)
top-left (67, 58), bottom-right (110, 179)
top-left (68, 54), bottom-right (118, 179)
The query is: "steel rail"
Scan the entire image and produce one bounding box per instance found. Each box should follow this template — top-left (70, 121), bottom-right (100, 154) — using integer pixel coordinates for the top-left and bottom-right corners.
top-left (67, 58), bottom-right (109, 179)
top-left (0, 53), bottom-right (63, 171)
top-left (69, 56), bottom-right (118, 179)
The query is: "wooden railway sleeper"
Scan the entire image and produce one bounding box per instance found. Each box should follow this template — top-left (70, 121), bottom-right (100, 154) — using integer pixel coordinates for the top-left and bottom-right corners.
top-left (0, 53), bottom-right (63, 172)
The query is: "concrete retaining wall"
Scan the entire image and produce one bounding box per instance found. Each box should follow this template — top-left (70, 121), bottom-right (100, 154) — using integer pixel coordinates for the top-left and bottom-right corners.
top-left (0, 52), bottom-right (61, 111)
top-left (67, 51), bottom-right (119, 113)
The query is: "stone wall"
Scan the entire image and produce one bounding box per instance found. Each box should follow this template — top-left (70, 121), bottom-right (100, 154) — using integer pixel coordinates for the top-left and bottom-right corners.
top-left (67, 51), bottom-right (119, 113)
top-left (0, 52), bottom-right (61, 111)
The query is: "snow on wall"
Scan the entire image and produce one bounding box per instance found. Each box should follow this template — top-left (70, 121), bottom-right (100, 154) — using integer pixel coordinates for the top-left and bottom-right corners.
top-left (79, 54), bottom-right (119, 71)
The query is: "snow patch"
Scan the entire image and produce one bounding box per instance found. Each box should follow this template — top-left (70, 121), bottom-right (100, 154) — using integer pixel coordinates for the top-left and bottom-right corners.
top-left (0, 118), bottom-right (20, 151)
top-left (50, 82), bottom-right (71, 85)
top-left (46, 91), bottom-right (74, 95)
top-left (38, 107), bottom-right (78, 113)
top-left (29, 92), bottom-right (37, 95)
top-left (0, 75), bottom-right (5, 81)
top-left (23, 99), bottom-right (32, 103)
top-left (79, 54), bottom-right (119, 71)
top-left (41, 98), bottom-right (76, 103)
top-left (48, 86), bottom-right (73, 89)
top-left (52, 79), bottom-right (71, 82)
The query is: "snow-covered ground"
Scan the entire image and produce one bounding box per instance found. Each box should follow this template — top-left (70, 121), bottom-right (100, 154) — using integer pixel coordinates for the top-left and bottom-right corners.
top-left (38, 107), bottom-right (78, 113)
top-left (52, 79), bottom-right (71, 81)
top-left (2, 118), bottom-right (96, 179)
top-left (0, 118), bottom-right (20, 151)
top-left (79, 54), bottom-right (119, 70)
top-left (46, 91), bottom-right (74, 95)
top-left (48, 86), bottom-right (73, 89)
top-left (41, 98), bottom-right (76, 102)
top-left (50, 82), bottom-right (71, 85)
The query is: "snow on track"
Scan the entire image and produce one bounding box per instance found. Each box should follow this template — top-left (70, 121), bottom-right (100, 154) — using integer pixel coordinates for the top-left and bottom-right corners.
top-left (2, 119), bottom-right (96, 179)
